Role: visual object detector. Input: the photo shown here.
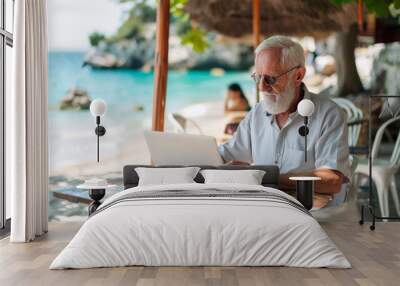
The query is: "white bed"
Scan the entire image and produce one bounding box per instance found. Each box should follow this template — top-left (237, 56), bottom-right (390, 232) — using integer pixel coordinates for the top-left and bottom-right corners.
top-left (50, 183), bottom-right (350, 269)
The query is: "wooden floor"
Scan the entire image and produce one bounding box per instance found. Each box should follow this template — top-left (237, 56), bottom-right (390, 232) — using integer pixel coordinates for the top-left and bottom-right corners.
top-left (1, 209), bottom-right (399, 286)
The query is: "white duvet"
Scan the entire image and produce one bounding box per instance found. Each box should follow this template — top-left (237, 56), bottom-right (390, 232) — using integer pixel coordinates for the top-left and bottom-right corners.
top-left (50, 183), bottom-right (350, 269)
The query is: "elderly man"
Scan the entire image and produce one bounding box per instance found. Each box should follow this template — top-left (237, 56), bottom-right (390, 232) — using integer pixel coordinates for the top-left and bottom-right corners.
top-left (218, 35), bottom-right (350, 206)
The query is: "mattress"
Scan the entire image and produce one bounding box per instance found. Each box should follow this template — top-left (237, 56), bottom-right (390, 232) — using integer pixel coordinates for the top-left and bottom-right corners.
top-left (50, 183), bottom-right (350, 269)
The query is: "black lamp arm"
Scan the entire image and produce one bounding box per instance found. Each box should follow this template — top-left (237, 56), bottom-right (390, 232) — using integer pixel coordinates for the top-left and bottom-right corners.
top-left (298, 117), bottom-right (309, 163)
top-left (94, 116), bottom-right (106, 162)
top-left (305, 117), bottom-right (308, 162)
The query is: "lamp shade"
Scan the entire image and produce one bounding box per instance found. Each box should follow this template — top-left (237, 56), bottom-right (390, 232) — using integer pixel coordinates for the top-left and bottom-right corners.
top-left (90, 99), bottom-right (107, 117)
top-left (297, 99), bottom-right (315, 117)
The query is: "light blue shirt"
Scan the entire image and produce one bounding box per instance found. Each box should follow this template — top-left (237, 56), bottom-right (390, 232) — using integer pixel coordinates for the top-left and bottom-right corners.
top-left (218, 85), bottom-right (350, 183)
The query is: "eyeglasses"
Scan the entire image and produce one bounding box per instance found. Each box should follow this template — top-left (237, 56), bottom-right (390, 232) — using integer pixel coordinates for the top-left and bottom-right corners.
top-left (251, 65), bottom-right (300, 86)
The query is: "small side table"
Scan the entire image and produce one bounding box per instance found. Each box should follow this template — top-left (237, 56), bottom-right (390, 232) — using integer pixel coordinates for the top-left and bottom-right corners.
top-left (289, 176), bottom-right (321, 210)
top-left (77, 184), bottom-right (116, 215)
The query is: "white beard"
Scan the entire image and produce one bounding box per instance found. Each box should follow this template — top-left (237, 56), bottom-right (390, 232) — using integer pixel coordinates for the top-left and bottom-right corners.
top-left (260, 81), bottom-right (296, 114)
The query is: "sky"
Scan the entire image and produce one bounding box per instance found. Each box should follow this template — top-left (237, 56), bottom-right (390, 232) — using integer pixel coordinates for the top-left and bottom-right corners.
top-left (47, 0), bottom-right (127, 51)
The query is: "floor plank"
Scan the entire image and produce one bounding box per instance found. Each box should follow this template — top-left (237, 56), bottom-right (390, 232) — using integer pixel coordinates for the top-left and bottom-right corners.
top-left (1, 211), bottom-right (399, 286)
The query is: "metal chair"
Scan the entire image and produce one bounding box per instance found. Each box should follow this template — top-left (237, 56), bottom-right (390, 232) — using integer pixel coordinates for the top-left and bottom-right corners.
top-left (331, 97), bottom-right (364, 147)
top-left (354, 116), bottom-right (400, 217)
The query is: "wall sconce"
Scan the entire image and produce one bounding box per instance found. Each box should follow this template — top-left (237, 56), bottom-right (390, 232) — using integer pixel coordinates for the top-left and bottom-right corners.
top-left (297, 99), bottom-right (315, 162)
top-left (90, 99), bottom-right (107, 162)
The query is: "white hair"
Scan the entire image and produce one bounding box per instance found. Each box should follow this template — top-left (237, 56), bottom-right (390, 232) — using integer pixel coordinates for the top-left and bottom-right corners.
top-left (255, 35), bottom-right (305, 68)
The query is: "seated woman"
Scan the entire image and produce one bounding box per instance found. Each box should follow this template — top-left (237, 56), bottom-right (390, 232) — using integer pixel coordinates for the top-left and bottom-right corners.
top-left (224, 83), bottom-right (250, 113)
top-left (224, 83), bottom-right (250, 135)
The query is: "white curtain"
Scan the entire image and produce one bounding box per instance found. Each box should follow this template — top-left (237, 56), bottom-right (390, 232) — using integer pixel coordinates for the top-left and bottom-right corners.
top-left (9, 0), bottom-right (48, 242)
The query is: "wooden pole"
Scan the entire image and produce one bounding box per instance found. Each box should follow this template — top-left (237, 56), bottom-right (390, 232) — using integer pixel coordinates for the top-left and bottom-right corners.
top-left (252, 0), bottom-right (261, 103)
top-left (252, 0), bottom-right (261, 48)
top-left (152, 0), bottom-right (170, 131)
top-left (357, 0), bottom-right (363, 32)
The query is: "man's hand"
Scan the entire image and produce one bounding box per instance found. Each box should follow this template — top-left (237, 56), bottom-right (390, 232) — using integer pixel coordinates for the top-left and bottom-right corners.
top-left (224, 160), bottom-right (251, 166)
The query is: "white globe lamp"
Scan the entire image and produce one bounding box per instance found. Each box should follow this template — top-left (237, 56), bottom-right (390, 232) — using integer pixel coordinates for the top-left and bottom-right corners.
top-left (297, 99), bottom-right (315, 117)
top-left (89, 99), bottom-right (107, 162)
top-left (90, 99), bottom-right (107, 117)
top-left (297, 99), bottom-right (315, 162)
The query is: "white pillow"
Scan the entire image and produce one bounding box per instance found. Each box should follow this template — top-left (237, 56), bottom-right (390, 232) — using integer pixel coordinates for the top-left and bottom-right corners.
top-left (200, 169), bottom-right (266, 185)
top-left (135, 167), bottom-right (200, 186)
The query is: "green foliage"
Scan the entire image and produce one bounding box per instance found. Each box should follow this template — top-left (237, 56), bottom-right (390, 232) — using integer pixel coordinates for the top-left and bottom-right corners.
top-left (175, 16), bottom-right (191, 35)
top-left (170, 0), bottom-right (210, 53)
top-left (112, 14), bottom-right (143, 41)
top-left (89, 1), bottom-right (156, 44)
top-left (124, 0), bottom-right (156, 23)
top-left (170, 0), bottom-right (188, 18)
top-left (89, 32), bottom-right (106, 47)
top-left (365, 0), bottom-right (391, 17)
top-left (389, 0), bottom-right (400, 21)
top-left (89, 0), bottom-right (210, 53)
top-left (107, 0), bottom-right (157, 42)
top-left (180, 27), bottom-right (209, 53)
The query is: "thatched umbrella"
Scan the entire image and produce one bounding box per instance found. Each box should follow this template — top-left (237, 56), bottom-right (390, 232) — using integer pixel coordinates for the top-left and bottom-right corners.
top-left (185, 0), bottom-right (362, 97)
top-left (186, 0), bottom-right (357, 37)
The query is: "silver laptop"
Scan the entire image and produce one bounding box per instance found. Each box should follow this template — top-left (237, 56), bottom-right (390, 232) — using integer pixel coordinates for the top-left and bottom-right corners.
top-left (144, 131), bottom-right (223, 166)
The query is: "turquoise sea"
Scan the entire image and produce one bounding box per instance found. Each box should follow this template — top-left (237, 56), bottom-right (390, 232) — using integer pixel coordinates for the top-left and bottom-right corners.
top-left (48, 51), bottom-right (254, 174)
